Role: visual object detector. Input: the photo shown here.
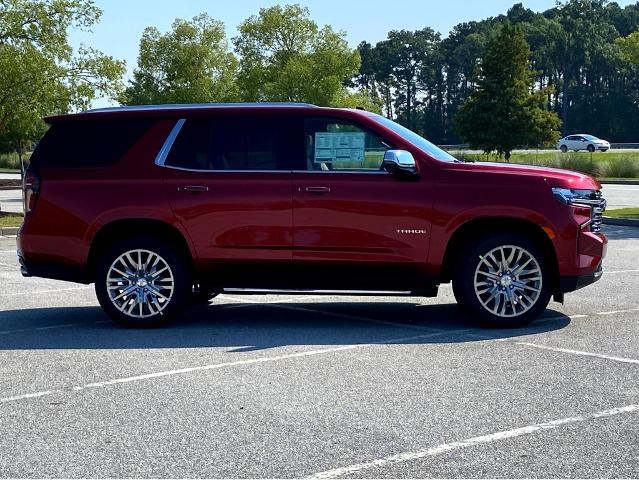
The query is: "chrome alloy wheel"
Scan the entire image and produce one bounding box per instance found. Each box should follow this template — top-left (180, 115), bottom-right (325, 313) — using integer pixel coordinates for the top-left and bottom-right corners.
top-left (106, 249), bottom-right (174, 318)
top-left (473, 245), bottom-right (543, 318)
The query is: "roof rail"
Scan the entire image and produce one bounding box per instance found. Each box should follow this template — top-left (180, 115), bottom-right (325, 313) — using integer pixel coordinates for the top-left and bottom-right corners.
top-left (87, 102), bottom-right (318, 113)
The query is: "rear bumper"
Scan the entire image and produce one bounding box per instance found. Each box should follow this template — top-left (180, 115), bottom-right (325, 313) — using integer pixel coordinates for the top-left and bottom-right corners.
top-left (18, 255), bottom-right (90, 284)
top-left (559, 263), bottom-right (603, 293)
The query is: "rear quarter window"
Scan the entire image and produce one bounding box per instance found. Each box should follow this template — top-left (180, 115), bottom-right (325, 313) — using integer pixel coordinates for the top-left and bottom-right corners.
top-left (29, 118), bottom-right (153, 168)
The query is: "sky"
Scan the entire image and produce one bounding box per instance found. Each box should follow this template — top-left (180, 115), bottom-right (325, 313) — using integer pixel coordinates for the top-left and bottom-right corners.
top-left (69, 0), bottom-right (638, 106)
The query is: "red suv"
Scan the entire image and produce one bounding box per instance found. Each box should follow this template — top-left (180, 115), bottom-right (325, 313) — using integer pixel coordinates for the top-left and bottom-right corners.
top-left (18, 103), bottom-right (607, 328)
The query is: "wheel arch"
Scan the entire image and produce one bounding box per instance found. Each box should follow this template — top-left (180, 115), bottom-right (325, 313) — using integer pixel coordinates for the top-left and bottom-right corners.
top-left (87, 218), bottom-right (195, 280)
top-left (440, 217), bottom-right (559, 291)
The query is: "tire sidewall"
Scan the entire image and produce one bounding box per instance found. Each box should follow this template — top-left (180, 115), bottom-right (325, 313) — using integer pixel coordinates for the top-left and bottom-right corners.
top-left (95, 236), bottom-right (190, 328)
top-left (454, 233), bottom-right (552, 328)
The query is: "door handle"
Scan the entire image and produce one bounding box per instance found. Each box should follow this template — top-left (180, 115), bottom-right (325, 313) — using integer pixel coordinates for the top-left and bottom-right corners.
top-left (178, 185), bottom-right (209, 193)
top-left (299, 186), bottom-right (330, 194)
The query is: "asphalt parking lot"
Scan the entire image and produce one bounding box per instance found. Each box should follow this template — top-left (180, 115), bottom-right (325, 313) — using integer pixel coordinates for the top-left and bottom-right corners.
top-left (1, 227), bottom-right (638, 478)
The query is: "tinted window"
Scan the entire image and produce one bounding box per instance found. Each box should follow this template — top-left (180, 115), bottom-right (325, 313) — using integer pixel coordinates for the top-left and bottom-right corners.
top-left (165, 116), bottom-right (304, 171)
top-left (304, 117), bottom-right (391, 171)
top-left (370, 114), bottom-right (457, 162)
top-left (30, 119), bottom-right (152, 168)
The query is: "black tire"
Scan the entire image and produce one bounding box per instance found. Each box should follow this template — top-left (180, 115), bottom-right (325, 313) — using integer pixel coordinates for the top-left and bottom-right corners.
top-left (587, 144), bottom-right (595, 153)
top-left (452, 233), bottom-right (552, 328)
top-left (95, 235), bottom-right (191, 328)
top-left (560, 145), bottom-right (568, 153)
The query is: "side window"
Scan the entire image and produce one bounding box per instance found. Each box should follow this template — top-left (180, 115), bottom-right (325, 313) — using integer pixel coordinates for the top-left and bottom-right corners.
top-left (30, 119), bottom-right (152, 168)
top-left (304, 118), bottom-right (391, 171)
top-left (165, 116), bottom-right (304, 171)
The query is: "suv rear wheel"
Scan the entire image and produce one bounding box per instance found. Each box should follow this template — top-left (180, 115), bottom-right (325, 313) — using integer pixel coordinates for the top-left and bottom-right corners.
top-left (95, 236), bottom-right (190, 328)
top-left (453, 233), bottom-right (551, 328)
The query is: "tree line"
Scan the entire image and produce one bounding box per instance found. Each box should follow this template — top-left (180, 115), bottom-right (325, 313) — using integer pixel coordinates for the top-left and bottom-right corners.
top-left (357, 1), bottom-right (639, 144)
top-left (2, 0), bottom-right (639, 157)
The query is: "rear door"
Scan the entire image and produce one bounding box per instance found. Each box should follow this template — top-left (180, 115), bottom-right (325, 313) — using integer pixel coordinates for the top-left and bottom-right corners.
top-left (291, 116), bottom-right (433, 290)
top-left (161, 114), bottom-right (304, 267)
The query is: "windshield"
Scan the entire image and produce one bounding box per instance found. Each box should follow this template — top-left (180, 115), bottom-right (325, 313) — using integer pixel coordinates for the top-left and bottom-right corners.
top-left (582, 135), bottom-right (599, 141)
top-left (370, 114), bottom-right (458, 162)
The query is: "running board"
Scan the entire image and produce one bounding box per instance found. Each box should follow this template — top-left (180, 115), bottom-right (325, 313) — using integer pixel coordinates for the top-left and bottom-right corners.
top-left (221, 287), bottom-right (438, 297)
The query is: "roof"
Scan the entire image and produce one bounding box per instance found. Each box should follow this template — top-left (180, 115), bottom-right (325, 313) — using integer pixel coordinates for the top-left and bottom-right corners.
top-left (87, 102), bottom-right (318, 113)
top-left (44, 102), bottom-right (326, 122)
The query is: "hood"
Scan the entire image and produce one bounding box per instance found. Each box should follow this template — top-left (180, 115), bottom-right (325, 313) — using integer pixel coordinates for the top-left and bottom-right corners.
top-left (464, 161), bottom-right (601, 190)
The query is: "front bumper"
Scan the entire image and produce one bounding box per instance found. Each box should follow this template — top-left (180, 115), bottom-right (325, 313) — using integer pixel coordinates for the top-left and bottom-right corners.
top-left (559, 263), bottom-right (603, 293)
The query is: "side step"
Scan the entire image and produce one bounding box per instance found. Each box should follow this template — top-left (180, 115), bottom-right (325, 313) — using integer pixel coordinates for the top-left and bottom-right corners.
top-left (220, 287), bottom-right (439, 297)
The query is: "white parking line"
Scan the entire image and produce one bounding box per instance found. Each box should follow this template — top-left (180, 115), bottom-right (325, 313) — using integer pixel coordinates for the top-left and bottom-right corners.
top-left (515, 342), bottom-right (639, 365)
top-left (596, 307), bottom-right (639, 315)
top-left (0, 286), bottom-right (92, 297)
top-left (307, 403), bottom-right (639, 479)
top-left (0, 328), bottom-right (471, 405)
top-left (605, 269), bottom-right (639, 274)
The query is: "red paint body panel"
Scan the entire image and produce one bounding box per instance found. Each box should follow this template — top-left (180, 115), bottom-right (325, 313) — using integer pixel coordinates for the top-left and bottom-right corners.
top-left (163, 170), bottom-right (293, 264)
top-left (18, 104), bottom-right (607, 292)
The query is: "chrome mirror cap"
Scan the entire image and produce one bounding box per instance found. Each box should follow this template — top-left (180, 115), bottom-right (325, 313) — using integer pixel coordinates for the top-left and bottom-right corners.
top-left (383, 150), bottom-right (418, 175)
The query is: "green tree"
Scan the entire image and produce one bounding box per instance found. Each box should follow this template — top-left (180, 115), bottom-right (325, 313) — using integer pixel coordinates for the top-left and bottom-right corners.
top-left (456, 23), bottom-right (560, 159)
top-left (233, 4), bottom-right (363, 107)
top-left (122, 13), bottom-right (238, 105)
top-left (0, 0), bottom-right (125, 153)
top-left (617, 31), bottom-right (639, 64)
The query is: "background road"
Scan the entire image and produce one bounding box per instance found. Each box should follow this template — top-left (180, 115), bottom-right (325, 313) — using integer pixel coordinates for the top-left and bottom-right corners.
top-left (0, 225), bottom-right (637, 477)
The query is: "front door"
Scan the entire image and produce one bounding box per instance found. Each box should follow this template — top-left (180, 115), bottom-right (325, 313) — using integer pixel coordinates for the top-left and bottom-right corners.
top-left (292, 116), bottom-right (433, 290)
top-left (161, 115), bottom-right (304, 274)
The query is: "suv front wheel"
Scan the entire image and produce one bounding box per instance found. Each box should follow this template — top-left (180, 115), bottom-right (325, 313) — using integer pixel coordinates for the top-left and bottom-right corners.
top-left (453, 234), bottom-right (552, 328)
top-left (95, 236), bottom-right (190, 328)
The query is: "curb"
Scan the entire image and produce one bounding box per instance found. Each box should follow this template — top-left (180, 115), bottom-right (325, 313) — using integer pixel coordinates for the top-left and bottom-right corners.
top-left (603, 217), bottom-right (639, 228)
top-left (0, 226), bottom-right (20, 236)
top-left (600, 180), bottom-right (639, 185)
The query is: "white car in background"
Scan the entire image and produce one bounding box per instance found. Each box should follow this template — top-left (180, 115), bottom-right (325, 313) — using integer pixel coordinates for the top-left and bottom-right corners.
top-left (558, 134), bottom-right (610, 153)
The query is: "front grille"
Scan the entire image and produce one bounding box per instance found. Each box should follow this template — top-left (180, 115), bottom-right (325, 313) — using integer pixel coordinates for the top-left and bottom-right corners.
top-left (589, 191), bottom-right (606, 233)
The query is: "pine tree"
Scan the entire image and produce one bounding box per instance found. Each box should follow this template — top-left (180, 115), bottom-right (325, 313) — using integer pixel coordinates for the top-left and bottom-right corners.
top-left (456, 23), bottom-right (560, 159)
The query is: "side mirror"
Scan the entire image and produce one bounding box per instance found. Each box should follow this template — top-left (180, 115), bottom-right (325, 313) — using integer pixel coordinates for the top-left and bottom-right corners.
top-left (383, 150), bottom-right (418, 176)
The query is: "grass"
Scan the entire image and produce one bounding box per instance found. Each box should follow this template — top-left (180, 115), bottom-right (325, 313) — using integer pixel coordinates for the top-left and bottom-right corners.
top-left (0, 213), bottom-right (24, 228)
top-left (450, 150), bottom-right (639, 179)
top-left (0, 151), bottom-right (28, 170)
top-left (604, 208), bottom-right (639, 219)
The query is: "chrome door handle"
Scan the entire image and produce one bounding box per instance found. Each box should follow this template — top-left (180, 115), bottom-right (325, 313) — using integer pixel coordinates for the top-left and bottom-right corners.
top-left (178, 185), bottom-right (209, 193)
top-left (299, 186), bottom-right (330, 194)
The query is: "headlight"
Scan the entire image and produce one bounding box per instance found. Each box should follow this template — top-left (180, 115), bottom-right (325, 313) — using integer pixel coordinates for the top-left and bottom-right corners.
top-left (552, 188), bottom-right (606, 233)
top-left (551, 188), bottom-right (603, 207)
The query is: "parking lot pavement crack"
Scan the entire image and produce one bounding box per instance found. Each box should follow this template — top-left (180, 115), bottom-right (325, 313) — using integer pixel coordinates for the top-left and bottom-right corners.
top-left (306, 403), bottom-right (639, 479)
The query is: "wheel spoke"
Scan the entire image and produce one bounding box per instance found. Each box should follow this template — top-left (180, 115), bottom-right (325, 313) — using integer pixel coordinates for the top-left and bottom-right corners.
top-left (474, 244), bottom-right (542, 319)
top-left (106, 249), bottom-right (174, 319)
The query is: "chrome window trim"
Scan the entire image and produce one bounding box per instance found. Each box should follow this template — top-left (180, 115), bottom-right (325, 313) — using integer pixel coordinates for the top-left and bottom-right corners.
top-left (155, 116), bottom-right (389, 175)
top-left (160, 164), bottom-right (293, 173)
top-left (157, 165), bottom-right (388, 175)
top-left (292, 170), bottom-right (388, 175)
top-left (154, 119), bottom-right (186, 167)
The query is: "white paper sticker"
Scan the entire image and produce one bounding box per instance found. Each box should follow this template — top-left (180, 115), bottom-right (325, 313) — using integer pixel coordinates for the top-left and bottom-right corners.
top-left (314, 132), bottom-right (366, 164)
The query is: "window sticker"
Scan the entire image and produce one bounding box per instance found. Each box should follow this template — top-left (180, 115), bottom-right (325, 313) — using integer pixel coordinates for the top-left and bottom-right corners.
top-left (314, 132), bottom-right (366, 164)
